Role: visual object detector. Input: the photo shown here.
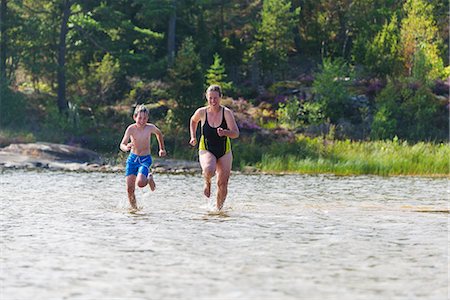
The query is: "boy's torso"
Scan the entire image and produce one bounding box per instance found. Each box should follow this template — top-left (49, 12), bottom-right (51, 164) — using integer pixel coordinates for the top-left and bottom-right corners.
top-left (130, 124), bottom-right (153, 156)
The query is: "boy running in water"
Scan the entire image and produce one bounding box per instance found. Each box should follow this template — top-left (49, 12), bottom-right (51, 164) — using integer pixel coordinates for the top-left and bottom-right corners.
top-left (120, 105), bottom-right (166, 209)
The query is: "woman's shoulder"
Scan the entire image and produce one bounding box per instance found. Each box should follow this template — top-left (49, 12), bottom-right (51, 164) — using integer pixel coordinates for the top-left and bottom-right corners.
top-left (195, 106), bottom-right (208, 115)
top-left (191, 107), bottom-right (206, 121)
top-left (222, 106), bottom-right (234, 114)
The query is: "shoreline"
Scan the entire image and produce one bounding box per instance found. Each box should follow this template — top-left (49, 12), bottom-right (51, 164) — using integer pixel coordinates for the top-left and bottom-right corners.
top-left (0, 154), bottom-right (203, 175)
top-left (0, 142), bottom-right (202, 174)
top-left (0, 142), bottom-right (448, 178)
top-left (1, 162), bottom-right (448, 178)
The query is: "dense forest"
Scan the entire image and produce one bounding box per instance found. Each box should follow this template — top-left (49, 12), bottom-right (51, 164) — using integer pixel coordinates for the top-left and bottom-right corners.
top-left (0, 0), bottom-right (448, 172)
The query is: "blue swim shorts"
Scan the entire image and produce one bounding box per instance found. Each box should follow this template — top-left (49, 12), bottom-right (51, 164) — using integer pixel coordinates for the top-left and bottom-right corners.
top-left (125, 153), bottom-right (153, 177)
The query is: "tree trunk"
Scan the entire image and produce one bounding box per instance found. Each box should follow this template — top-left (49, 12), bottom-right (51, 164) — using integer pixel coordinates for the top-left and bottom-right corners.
top-left (250, 55), bottom-right (260, 90)
top-left (342, 28), bottom-right (349, 58)
top-left (57, 0), bottom-right (71, 113)
top-left (220, 0), bottom-right (224, 37)
top-left (167, 0), bottom-right (176, 67)
top-left (0, 0), bottom-right (7, 83)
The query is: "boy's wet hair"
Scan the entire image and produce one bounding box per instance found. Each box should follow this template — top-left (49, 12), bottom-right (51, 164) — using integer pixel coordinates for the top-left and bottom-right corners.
top-left (206, 84), bottom-right (222, 97)
top-left (133, 104), bottom-right (149, 116)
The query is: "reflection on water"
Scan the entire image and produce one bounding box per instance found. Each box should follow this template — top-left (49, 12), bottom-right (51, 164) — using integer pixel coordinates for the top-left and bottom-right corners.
top-left (0, 170), bottom-right (448, 299)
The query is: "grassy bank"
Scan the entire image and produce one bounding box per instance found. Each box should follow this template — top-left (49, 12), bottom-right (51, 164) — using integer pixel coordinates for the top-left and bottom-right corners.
top-left (253, 136), bottom-right (449, 176)
top-left (1, 126), bottom-right (448, 177)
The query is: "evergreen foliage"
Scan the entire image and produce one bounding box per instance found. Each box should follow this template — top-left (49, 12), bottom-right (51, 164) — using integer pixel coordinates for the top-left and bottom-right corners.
top-left (0, 85), bottom-right (26, 127)
top-left (0, 0), bottom-right (448, 154)
top-left (82, 53), bottom-right (121, 107)
top-left (168, 37), bottom-right (204, 127)
top-left (277, 97), bottom-right (300, 129)
top-left (312, 58), bottom-right (353, 123)
top-left (371, 77), bottom-right (446, 141)
top-left (205, 53), bottom-right (233, 94)
top-left (365, 15), bottom-right (401, 78)
top-left (251, 0), bottom-right (300, 80)
top-left (371, 80), bottom-right (400, 140)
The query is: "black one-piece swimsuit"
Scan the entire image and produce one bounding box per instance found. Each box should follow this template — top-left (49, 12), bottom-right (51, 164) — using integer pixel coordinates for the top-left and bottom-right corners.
top-left (199, 107), bottom-right (230, 159)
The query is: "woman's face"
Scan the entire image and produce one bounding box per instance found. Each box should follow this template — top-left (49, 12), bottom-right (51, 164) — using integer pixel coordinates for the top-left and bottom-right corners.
top-left (206, 91), bottom-right (221, 107)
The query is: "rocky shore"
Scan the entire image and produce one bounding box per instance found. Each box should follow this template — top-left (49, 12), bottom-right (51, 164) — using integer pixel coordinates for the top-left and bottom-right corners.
top-left (0, 142), bottom-right (202, 174)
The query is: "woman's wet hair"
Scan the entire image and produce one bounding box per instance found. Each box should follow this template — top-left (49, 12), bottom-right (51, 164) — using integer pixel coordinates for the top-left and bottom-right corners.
top-left (133, 104), bottom-right (149, 116)
top-left (206, 84), bottom-right (222, 97)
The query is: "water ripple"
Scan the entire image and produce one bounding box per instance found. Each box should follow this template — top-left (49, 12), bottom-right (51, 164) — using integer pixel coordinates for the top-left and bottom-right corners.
top-left (0, 170), bottom-right (447, 299)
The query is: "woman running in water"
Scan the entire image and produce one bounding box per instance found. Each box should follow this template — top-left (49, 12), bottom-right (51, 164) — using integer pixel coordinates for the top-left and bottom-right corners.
top-left (189, 84), bottom-right (240, 210)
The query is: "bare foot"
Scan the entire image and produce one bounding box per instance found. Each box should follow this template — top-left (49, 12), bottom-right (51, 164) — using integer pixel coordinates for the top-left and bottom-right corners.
top-left (148, 174), bottom-right (156, 191)
top-left (204, 180), bottom-right (211, 198)
top-left (129, 207), bottom-right (139, 213)
top-left (129, 194), bottom-right (138, 209)
top-left (216, 199), bottom-right (224, 211)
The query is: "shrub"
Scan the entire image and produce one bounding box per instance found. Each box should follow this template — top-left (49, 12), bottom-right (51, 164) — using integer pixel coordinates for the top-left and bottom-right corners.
top-left (312, 58), bottom-right (353, 123)
top-left (0, 85), bottom-right (26, 127)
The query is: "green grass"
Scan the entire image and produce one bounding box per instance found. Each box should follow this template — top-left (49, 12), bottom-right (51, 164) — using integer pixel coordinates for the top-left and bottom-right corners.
top-left (254, 137), bottom-right (450, 176)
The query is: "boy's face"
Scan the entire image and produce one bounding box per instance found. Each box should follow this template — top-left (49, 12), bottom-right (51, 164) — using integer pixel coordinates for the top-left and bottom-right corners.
top-left (134, 112), bottom-right (149, 127)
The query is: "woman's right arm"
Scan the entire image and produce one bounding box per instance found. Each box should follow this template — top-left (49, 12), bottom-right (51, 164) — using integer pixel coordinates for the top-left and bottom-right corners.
top-left (189, 108), bottom-right (203, 146)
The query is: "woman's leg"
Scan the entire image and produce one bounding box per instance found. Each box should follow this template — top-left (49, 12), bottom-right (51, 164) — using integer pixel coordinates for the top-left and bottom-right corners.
top-left (216, 151), bottom-right (232, 210)
top-left (199, 150), bottom-right (217, 198)
top-left (126, 175), bottom-right (137, 209)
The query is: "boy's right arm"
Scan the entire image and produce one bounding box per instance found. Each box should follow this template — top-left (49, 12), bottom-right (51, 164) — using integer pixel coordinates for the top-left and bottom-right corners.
top-left (119, 127), bottom-right (132, 152)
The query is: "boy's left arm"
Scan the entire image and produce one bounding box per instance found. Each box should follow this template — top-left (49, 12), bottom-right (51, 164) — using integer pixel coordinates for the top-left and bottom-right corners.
top-left (153, 126), bottom-right (166, 157)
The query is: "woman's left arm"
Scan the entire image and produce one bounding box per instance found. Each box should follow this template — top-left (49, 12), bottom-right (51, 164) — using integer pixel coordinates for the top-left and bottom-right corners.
top-left (218, 108), bottom-right (240, 139)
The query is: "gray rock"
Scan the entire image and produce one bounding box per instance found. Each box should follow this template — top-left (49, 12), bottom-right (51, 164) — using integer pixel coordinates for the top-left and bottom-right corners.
top-left (0, 142), bottom-right (202, 174)
top-left (2, 142), bottom-right (101, 163)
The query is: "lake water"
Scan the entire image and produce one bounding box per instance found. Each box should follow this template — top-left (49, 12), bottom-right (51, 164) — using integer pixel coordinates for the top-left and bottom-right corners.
top-left (1, 170), bottom-right (448, 300)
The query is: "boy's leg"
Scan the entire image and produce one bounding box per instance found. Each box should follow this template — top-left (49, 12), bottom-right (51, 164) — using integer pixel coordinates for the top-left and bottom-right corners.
top-left (126, 175), bottom-right (137, 209)
top-left (147, 173), bottom-right (156, 191)
top-left (199, 150), bottom-right (217, 198)
top-left (136, 173), bottom-right (148, 188)
top-left (216, 152), bottom-right (232, 210)
top-left (137, 159), bottom-right (153, 190)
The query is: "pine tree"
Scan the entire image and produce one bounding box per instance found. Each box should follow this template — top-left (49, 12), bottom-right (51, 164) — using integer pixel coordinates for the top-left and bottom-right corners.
top-left (365, 15), bottom-right (401, 78)
top-left (205, 53), bottom-right (233, 94)
top-left (250, 0), bottom-right (300, 81)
